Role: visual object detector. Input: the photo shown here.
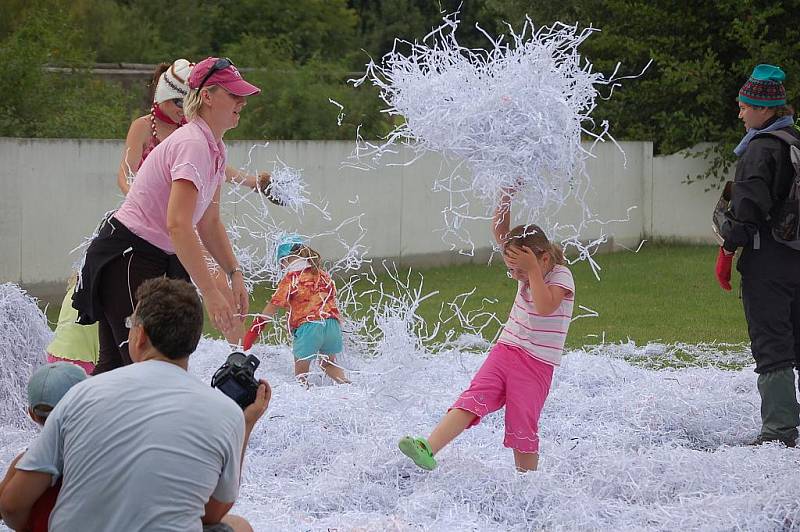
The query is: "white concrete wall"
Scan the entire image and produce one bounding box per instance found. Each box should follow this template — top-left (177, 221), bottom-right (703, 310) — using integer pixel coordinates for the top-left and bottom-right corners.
top-left (0, 138), bottom-right (724, 290)
top-left (648, 144), bottom-right (735, 242)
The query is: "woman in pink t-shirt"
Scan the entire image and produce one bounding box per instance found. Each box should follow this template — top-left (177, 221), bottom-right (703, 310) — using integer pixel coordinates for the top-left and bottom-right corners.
top-left (117, 59), bottom-right (277, 196)
top-left (114, 59), bottom-right (278, 306)
top-left (74, 57), bottom-right (261, 374)
top-left (399, 191), bottom-right (575, 472)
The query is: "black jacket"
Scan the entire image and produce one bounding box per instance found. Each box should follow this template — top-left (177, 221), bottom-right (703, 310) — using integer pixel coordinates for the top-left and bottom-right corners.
top-left (721, 126), bottom-right (800, 279)
top-left (72, 216), bottom-right (189, 325)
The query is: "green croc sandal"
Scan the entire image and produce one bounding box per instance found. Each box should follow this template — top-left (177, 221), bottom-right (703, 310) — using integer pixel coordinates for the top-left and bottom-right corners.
top-left (398, 436), bottom-right (438, 471)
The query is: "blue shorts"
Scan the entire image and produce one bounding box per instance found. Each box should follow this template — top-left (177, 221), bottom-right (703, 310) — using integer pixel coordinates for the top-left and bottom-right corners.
top-left (292, 318), bottom-right (342, 360)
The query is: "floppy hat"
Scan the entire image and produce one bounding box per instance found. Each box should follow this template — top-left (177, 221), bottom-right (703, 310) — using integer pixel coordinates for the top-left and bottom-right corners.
top-left (154, 58), bottom-right (193, 103)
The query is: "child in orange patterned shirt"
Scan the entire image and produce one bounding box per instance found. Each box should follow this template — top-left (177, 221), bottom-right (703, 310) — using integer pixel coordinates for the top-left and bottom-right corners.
top-left (243, 239), bottom-right (350, 385)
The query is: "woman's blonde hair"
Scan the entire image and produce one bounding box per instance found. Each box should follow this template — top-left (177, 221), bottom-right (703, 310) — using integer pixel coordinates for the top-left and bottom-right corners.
top-left (504, 224), bottom-right (565, 265)
top-left (182, 86), bottom-right (218, 121)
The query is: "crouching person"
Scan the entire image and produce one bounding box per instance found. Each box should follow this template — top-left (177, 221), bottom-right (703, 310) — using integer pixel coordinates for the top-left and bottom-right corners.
top-left (0, 362), bottom-right (87, 531)
top-left (0, 278), bottom-right (270, 531)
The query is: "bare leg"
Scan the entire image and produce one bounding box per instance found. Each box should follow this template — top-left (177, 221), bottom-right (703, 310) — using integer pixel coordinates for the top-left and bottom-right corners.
top-left (294, 359), bottom-right (312, 386)
top-left (513, 450), bottom-right (539, 472)
top-left (320, 355), bottom-right (350, 384)
top-left (427, 408), bottom-right (478, 454)
top-left (221, 514), bottom-right (253, 532)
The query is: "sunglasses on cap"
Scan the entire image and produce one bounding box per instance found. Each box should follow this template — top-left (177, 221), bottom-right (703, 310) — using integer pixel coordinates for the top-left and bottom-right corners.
top-left (196, 57), bottom-right (234, 91)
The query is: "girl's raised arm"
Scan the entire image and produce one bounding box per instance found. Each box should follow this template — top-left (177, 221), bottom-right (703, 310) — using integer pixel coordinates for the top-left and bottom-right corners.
top-left (492, 191), bottom-right (513, 246)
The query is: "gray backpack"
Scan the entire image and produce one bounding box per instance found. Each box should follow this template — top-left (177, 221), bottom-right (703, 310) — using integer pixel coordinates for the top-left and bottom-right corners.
top-left (760, 130), bottom-right (800, 250)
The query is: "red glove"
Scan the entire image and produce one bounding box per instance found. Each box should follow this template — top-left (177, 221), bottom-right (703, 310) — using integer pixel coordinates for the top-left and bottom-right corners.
top-left (242, 316), bottom-right (268, 350)
top-left (715, 247), bottom-right (733, 291)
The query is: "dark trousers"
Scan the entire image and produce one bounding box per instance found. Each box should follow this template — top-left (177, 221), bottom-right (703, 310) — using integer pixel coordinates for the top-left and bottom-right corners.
top-left (741, 277), bottom-right (800, 373)
top-left (93, 250), bottom-right (174, 375)
top-left (741, 277), bottom-right (800, 441)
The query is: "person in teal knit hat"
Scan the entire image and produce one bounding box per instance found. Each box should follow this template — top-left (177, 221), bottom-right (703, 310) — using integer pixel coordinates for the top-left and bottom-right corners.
top-left (737, 64), bottom-right (787, 107)
top-left (715, 63), bottom-right (800, 447)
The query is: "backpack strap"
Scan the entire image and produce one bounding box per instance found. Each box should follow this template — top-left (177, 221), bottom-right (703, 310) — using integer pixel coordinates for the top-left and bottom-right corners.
top-left (757, 129), bottom-right (800, 148)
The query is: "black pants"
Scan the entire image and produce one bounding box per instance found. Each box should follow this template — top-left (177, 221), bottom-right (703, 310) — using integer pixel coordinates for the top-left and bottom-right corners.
top-left (93, 249), bottom-right (178, 375)
top-left (741, 277), bottom-right (800, 374)
top-left (742, 276), bottom-right (800, 441)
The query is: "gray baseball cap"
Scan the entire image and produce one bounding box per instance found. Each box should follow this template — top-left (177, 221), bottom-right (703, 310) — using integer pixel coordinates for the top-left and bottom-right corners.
top-left (27, 362), bottom-right (87, 417)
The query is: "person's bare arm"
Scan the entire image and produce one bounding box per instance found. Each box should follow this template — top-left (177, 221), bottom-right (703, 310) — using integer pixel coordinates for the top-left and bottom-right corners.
top-left (0, 469), bottom-right (52, 530)
top-left (505, 246), bottom-right (568, 315)
top-left (224, 166), bottom-right (264, 190)
top-left (202, 497), bottom-right (234, 526)
top-left (196, 186), bottom-right (248, 325)
top-left (225, 167), bottom-right (284, 206)
top-left (117, 117), bottom-right (148, 195)
top-left (202, 381), bottom-right (270, 525)
top-left (167, 180), bottom-right (216, 292)
top-left (167, 180), bottom-right (240, 341)
top-left (195, 186), bottom-right (239, 275)
top-left (257, 302), bottom-right (279, 319)
top-left (0, 453), bottom-right (24, 504)
top-left (526, 271), bottom-right (568, 316)
top-left (493, 192), bottom-right (513, 246)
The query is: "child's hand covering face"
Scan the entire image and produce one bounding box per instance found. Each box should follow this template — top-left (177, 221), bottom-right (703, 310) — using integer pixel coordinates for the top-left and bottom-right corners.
top-left (504, 245), bottom-right (547, 280)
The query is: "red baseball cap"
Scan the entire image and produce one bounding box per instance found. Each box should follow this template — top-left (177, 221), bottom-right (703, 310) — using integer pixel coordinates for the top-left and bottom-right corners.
top-left (188, 57), bottom-right (261, 96)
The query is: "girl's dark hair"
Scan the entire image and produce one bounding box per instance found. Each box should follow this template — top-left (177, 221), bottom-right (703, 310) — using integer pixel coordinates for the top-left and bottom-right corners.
top-left (504, 224), bottom-right (565, 265)
top-left (147, 62), bottom-right (171, 103)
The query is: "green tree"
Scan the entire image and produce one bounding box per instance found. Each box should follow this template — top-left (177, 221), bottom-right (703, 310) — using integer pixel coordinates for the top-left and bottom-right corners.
top-left (349, 0), bottom-right (490, 60)
top-left (0, 0), bottom-right (134, 138)
top-left (479, 0), bottom-right (800, 182)
top-left (222, 35), bottom-right (388, 140)
top-left (62, 0), bottom-right (164, 63)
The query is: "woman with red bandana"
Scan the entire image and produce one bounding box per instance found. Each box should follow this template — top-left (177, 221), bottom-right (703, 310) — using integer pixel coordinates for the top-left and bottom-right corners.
top-left (74, 57), bottom-right (263, 374)
top-left (116, 59), bottom-right (193, 195)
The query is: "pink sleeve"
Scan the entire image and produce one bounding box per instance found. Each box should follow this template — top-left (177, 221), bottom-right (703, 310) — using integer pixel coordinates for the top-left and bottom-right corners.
top-left (547, 267), bottom-right (575, 296)
top-left (168, 139), bottom-right (212, 187)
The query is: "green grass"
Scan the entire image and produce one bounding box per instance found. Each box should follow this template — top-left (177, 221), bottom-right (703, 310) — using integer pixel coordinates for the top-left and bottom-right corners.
top-left (341, 243), bottom-right (748, 348)
top-left (43, 244), bottom-right (750, 348)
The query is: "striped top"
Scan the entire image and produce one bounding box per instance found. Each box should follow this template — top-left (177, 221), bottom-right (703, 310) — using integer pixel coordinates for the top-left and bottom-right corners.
top-left (497, 264), bottom-right (575, 366)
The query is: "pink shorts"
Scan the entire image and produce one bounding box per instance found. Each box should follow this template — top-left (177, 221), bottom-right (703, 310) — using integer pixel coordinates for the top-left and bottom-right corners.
top-left (47, 354), bottom-right (95, 375)
top-left (450, 342), bottom-right (554, 453)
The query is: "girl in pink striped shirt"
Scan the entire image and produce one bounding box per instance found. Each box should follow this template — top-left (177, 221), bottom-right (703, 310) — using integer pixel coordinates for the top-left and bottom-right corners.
top-left (399, 192), bottom-right (574, 472)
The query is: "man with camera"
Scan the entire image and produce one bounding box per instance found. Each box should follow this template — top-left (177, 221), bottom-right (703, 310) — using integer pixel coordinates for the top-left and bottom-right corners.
top-left (0, 278), bottom-right (270, 532)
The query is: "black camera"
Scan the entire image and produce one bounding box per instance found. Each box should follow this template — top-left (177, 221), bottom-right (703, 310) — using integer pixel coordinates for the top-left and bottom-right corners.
top-left (211, 352), bottom-right (260, 409)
